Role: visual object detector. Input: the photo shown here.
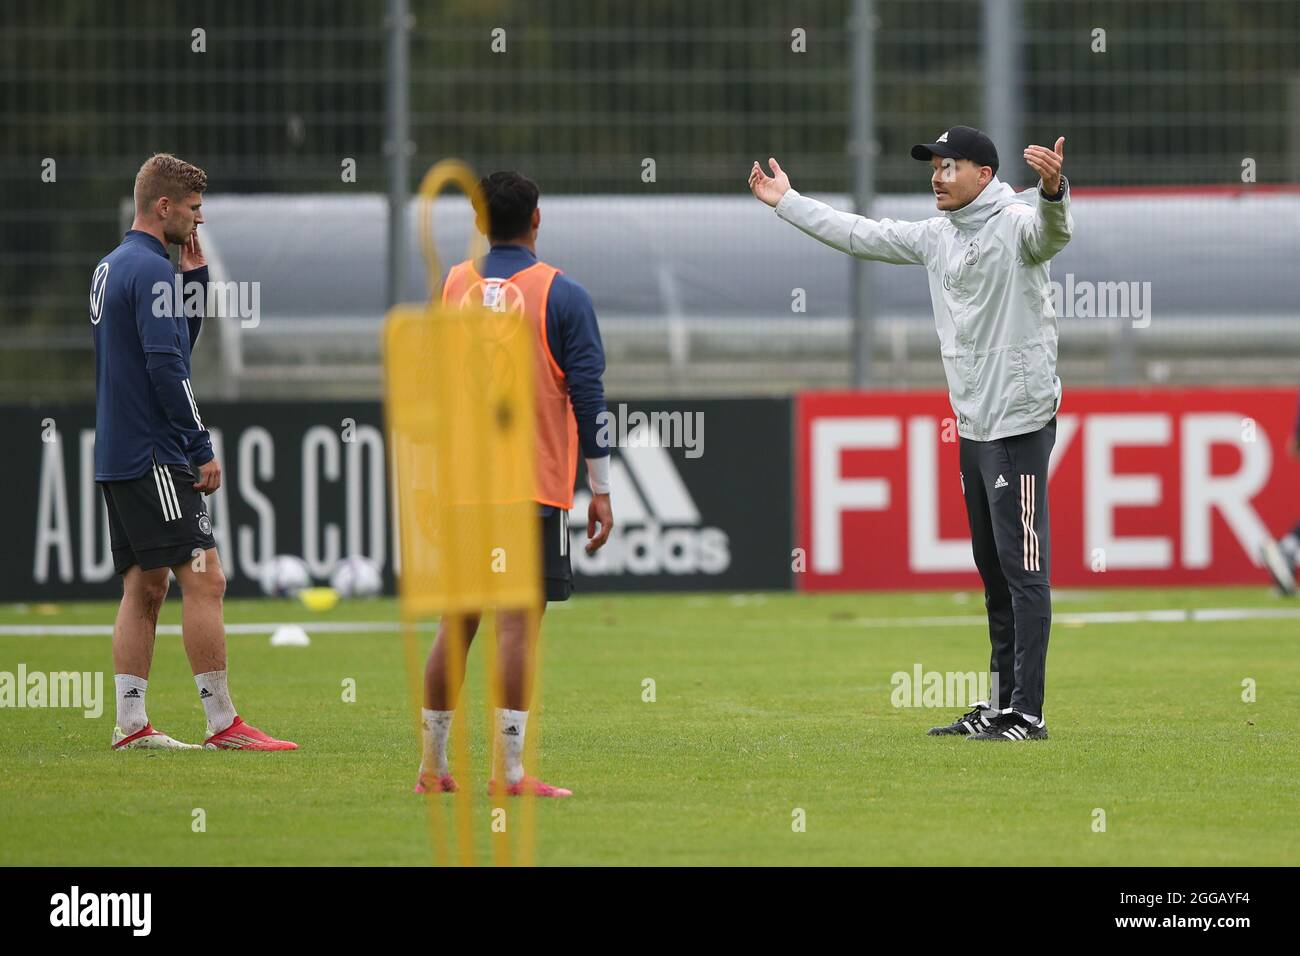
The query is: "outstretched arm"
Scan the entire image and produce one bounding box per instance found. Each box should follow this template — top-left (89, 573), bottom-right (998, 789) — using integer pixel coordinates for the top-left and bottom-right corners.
top-left (749, 157), bottom-right (928, 265)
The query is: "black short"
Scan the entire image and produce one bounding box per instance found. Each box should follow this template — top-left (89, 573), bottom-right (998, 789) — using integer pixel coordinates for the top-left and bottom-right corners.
top-left (541, 508), bottom-right (573, 602)
top-left (100, 462), bottom-right (217, 575)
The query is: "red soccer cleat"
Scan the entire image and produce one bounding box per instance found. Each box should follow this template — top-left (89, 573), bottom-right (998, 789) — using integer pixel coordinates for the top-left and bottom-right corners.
top-left (112, 723), bottom-right (199, 750)
top-left (413, 771), bottom-right (459, 794)
top-left (487, 776), bottom-right (572, 798)
top-left (203, 716), bottom-right (298, 751)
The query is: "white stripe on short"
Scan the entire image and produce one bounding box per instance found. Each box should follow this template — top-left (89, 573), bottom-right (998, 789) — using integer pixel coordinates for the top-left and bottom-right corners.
top-left (153, 463), bottom-right (181, 522)
top-left (151, 465), bottom-right (173, 521)
top-left (162, 466), bottom-right (182, 521)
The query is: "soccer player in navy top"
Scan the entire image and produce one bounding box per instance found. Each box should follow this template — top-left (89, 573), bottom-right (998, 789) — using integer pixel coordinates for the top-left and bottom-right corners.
top-left (91, 154), bottom-right (295, 751)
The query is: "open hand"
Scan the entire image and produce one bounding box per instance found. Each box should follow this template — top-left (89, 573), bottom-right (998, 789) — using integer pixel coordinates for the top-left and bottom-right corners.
top-left (748, 158), bottom-right (791, 208)
top-left (1024, 137), bottom-right (1065, 196)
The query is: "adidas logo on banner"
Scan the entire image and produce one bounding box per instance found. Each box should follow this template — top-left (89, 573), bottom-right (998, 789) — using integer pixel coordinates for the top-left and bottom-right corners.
top-left (994, 474), bottom-right (1009, 489)
top-left (570, 426), bottom-right (730, 576)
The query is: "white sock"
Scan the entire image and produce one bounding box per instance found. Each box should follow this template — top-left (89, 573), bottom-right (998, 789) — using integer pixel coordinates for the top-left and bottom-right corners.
top-left (1017, 711), bottom-right (1040, 725)
top-left (421, 708), bottom-right (454, 776)
top-left (194, 670), bottom-right (237, 736)
top-left (1281, 534), bottom-right (1300, 563)
top-left (114, 674), bottom-right (149, 735)
top-left (495, 708), bottom-right (528, 786)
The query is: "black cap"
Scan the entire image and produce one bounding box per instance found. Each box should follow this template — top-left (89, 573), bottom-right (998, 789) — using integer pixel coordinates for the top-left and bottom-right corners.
top-left (911, 126), bottom-right (999, 175)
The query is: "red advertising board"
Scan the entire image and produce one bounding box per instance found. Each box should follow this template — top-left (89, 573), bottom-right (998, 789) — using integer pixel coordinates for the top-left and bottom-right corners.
top-left (795, 388), bottom-right (1300, 590)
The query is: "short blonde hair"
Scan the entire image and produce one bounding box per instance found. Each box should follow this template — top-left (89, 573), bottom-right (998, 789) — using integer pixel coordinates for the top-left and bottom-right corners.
top-left (134, 153), bottom-right (207, 215)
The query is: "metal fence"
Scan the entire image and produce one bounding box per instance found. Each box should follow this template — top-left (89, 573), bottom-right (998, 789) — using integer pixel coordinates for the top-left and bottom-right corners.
top-left (2, 0), bottom-right (1297, 401)
top-left (411, 0), bottom-right (1300, 192)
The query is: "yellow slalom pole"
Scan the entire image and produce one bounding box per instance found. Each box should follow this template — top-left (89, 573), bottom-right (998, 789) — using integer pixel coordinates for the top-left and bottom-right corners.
top-left (445, 613), bottom-right (475, 867)
top-left (485, 611), bottom-right (511, 868)
top-left (417, 159), bottom-right (488, 300)
top-left (403, 617), bottom-right (448, 868)
top-left (517, 601), bottom-right (543, 867)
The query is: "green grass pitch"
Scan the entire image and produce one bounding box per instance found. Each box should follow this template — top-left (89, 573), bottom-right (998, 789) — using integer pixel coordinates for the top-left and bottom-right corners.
top-left (1, 587), bottom-right (1296, 866)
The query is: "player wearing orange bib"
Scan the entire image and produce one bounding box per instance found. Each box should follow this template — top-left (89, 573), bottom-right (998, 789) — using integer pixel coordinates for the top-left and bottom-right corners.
top-left (415, 172), bottom-right (613, 798)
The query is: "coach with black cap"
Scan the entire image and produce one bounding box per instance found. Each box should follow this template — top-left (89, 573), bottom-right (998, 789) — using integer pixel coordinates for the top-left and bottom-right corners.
top-left (749, 127), bottom-right (1071, 742)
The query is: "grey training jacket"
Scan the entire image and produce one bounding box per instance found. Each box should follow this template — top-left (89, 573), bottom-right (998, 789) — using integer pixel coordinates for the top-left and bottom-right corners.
top-left (775, 176), bottom-right (1073, 441)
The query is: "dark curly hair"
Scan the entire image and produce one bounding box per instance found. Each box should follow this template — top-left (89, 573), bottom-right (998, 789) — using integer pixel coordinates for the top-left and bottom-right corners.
top-left (474, 170), bottom-right (540, 242)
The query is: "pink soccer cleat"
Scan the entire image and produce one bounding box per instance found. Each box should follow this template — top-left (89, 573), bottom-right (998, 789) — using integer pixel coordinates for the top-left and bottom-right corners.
top-left (413, 771), bottom-right (459, 794)
top-left (203, 716), bottom-right (298, 751)
top-left (488, 776), bottom-right (573, 798)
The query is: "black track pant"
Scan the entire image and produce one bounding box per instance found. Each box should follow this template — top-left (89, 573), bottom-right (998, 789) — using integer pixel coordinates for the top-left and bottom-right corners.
top-left (959, 418), bottom-right (1055, 717)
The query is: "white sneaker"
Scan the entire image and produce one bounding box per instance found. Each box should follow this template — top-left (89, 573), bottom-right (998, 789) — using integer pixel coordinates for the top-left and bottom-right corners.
top-left (1259, 540), bottom-right (1296, 596)
top-left (111, 723), bottom-right (201, 750)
